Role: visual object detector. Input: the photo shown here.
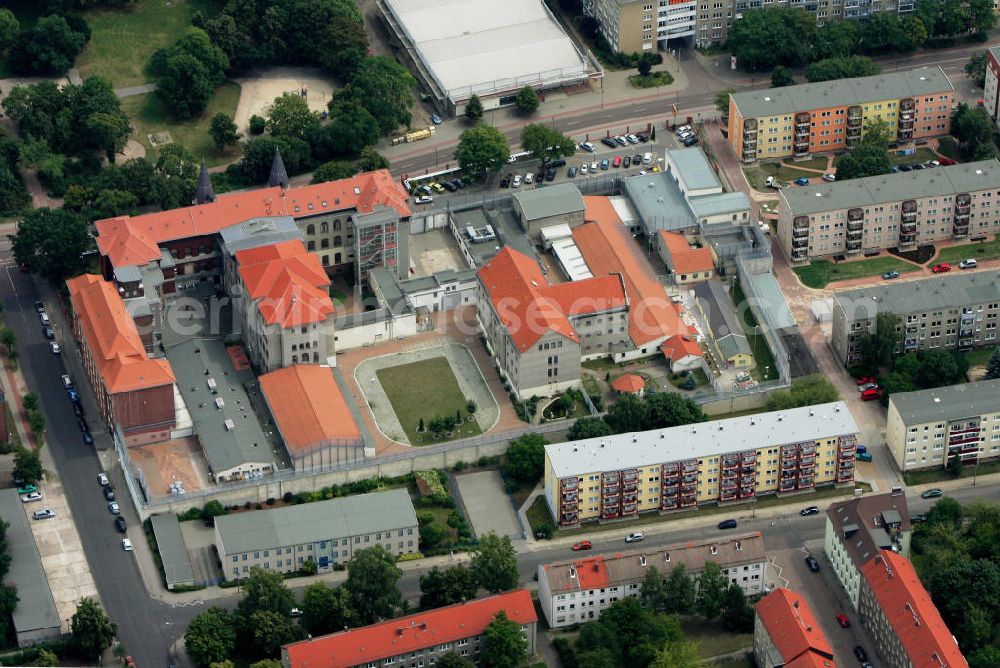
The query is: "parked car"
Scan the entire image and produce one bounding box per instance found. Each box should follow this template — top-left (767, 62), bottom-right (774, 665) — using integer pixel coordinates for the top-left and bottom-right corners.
top-left (549, 159), bottom-right (566, 168)
top-left (579, 142), bottom-right (596, 152)
top-left (675, 125), bottom-right (692, 135)
top-left (33, 509), bottom-right (56, 520)
top-left (911, 163), bottom-right (926, 170)
top-left (643, 152), bottom-right (653, 164)
top-left (938, 157), bottom-right (957, 166)
top-left (857, 452), bottom-right (874, 461)
top-left (800, 506), bottom-right (820, 516)
top-left (932, 263), bottom-right (951, 273)
top-left (441, 181), bottom-right (457, 192)
top-left (882, 270), bottom-right (901, 279)
top-left (625, 532), bottom-right (644, 543)
top-left (601, 137), bottom-right (618, 148)
top-left (83, 431), bottom-right (93, 445)
top-left (524, 173), bottom-right (533, 184)
top-left (959, 259), bottom-right (978, 269)
top-left (17, 484), bottom-right (37, 495)
top-left (910, 514), bottom-right (928, 523)
top-left (626, 134), bottom-right (640, 144)
top-left (822, 173), bottom-right (836, 182)
top-left (615, 136), bottom-right (629, 146)
top-left (34, 301), bottom-right (44, 313)
top-left (612, 156), bottom-right (622, 168)
top-left (636, 131), bottom-right (650, 141)
top-left (108, 501), bottom-right (120, 514)
top-left (805, 556), bottom-right (820, 572)
top-left (633, 153), bottom-right (642, 164)
top-left (623, 156), bottom-right (631, 168)
top-left (836, 613), bottom-right (850, 628)
top-left (718, 519), bottom-right (738, 530)
top-left (591, 161), bottom-right (598, 172)
top-left (290, 607), bottom-right (303, 618)
top-left (512, 175), bottom-right (522, 188)
top-left (858, 382), bottom-right (878, 392)
top-left (98, 472), bottom-right (110, 487)
top-left (601, 159), bottom-right (610, 170)
top-left (567, 166), bottom-right (578, 178)
top-left (122, 538), bottom-right (133, 552)
top-left (898, 164), bottom-right (913, 172)
top-left (103, 486), bottom-right (115, 502)
top-left (115, 516), bottom-right (127, 533)
top-left (927, 160), bottom-right (941, 167)
top-left (61, 374), bottom-right (73, 389)
top-left (39, 313), bottom-right (50, 325)
top-left (794, 177), bottom-right (810, 186)
top-left (545, 169), bottom-right (556, 182)
top-left (67, 388), bottom-right (80, 404)
top-left (42, 326), bottom-right (54, 340)
top-left (921, 488), bottom-right (943, 499)
top-left (430, 114), bottom-right (442, 125)
top-left (856, 445), bottom-right (867, 454)
top-left (21, 491), bottom-right (43, 503)
top-left (580, 163), bottom-right (588, 175)
top-left (49, 342), bottom-right (61, 355)
top-left (853, 646), bottom-right (869, 662)
top-left (682, 136), bottom-right (699, 147)
top-left (860, 388), bottom-right (881, 402)
top-left (572, 541), bottom-right (593, 551)
top-left (855, 376), bottom-right (876, 386)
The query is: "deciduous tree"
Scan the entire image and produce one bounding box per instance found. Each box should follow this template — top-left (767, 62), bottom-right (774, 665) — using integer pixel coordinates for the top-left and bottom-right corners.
top-left (185, 607), bottom-right (237, 668)
top-left (640, 566), bottom-right (668, 613)
top-left (471, 533), bottom-right (518, 594)
top-left (814, 21), bottom-right (860, 60)
top-left (721, 583), bottom-right (754, 632)
top-left (482, 611), bottom-right (528, 668)
top-left (805, 56), bottom-right (880, 83)
top-left (726, 7), bottom-right (815, 71)
top-left (12, 208), bottom-right (89, 281)
top-left (515, 86), bottom-right (540, 114)
top-left (13, 448), bottom-right (43, 486)
top-left (267, 94), bottom-right (320, 141)
top-left (150, 28), bottom-right (229, 120)
top-left (335, 56), bottom-right (416, 135)
top-left (455, 125), bottom-right (509, 179)
top-left (345, 546), bottom-right (403, 624)
top-left (502, 433), bottom-right (547, 484)
top-left (311, 160), bottom-right (356, 184)
top-left (8, 14), bottom-right (89, 75)
top-left (419, 565), bottom-right (479, 609)
top-left (520, 124), bottom-right (576, 166)
top-left (567, 416), bottom-right (613, 440)
top-left (209, 113), bottom-right (241, 150)
top-left (771, 65), bottom-right (794, 88)
top-left (300, 583), bottom-right (356, 637)
top-left (983, 346), bottom-right (1000, 380)
top-left (663, 563), bottom-right (696, 615)
top-left (358, 145), bottom-right (390, 172)
top-left (71, 598), bottom-right (117, 662)
top-left (465, 94), bottom-right (484, 122)
top-left (696, 562), bottom-right (729, 620)
top-left (235, 567), bottom-right (295, 626)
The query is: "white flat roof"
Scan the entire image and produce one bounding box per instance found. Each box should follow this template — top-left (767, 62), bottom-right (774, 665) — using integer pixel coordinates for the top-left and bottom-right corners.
top-left (552, 237), bottom-right (593, 281)
top-left (384, 0), bottom-right (588, 101)
top-left (546, 401), bottom-right (858, 478)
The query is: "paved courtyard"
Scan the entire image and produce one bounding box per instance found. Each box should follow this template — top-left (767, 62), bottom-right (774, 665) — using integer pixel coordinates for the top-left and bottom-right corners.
top-left (455, 470), bottom-right (522, 539)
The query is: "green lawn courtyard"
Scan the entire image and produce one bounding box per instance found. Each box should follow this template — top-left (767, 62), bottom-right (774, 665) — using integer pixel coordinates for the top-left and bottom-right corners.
top-left (376, 357), bottom-right (482, 445)
top-left (929, 235), bottom-right (1000, 266)
top-left (76, 0), bottom-right (222, 87)
top-left (793, 257), bottom-right (918, 289)
top-left (120, 83), bottom-right (242, 166)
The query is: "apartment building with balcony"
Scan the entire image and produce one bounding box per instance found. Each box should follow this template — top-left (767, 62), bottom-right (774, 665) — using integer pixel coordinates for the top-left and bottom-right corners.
top-left (537, 534), bottom-right (766, 628)
top-left (543, 402), bottom-right (858, 526)
top-left (859, 551), bottom-right (968, 668)
top-left (831, 272), bottom-right (1000, 365)
top-left (778, 159), bottom-right (1000, 262)
top-left (824, 492), bottom-right (911, 610)
top-left (886, 379), bottom-right (1000, 472)
top-left (728, 67), bottom-right (952, 164)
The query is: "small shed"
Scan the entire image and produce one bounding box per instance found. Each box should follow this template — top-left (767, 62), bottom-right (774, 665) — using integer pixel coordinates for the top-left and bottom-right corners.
top-left (611, 374), bottom-right (646, 396)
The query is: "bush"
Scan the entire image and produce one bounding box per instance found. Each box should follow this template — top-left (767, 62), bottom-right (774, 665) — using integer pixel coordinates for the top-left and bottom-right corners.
top-left (249, 115), bottom-right (266, 135)
top-left (178, 507), bottom-right (203, 522)
top-left (266, 497), bottom-right (276, 506)
top-left (282, 492), bottom-right (293, 503)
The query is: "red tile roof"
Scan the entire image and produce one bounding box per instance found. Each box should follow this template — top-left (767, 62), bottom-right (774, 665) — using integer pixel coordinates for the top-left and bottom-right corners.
top-left (259, 365), bottom-right (361, 454)
top-left (95, 170), bottom-right (410, 268)
top-left (659, 231), bottom-right (715, 276)
top-left (282, 590), bottom-right (537, 668)
top-left (574, 203), bottom-right (698, 348)
top-left (477, 247), bottom-right (626, 353)
top-left (236, 240), bottom-right (334, 328)
top-left (611, 373), bottom-right (645, 393)
top-left (660, 334), bottom-right (702, 363)
top-left (755, 589), bottom-right (835, 665)
top-left (861, 551), bottom-right (968, 668)
top-left (67, 275), bottom-right (175, 394)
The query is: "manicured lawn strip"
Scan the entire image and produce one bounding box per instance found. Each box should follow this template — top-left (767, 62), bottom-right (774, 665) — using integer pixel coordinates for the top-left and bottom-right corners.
top-left (628, 71), bottom-right (675, 88)
top-left (526, 496), bottom-right (555, 533)
top-left (929, 235), bottom-right (1000, 265)
top-left (732, 282), bottom-right (777, 381)
top-left (903, 458), bottom-right (1000, 486)
top-left (793, 257), bottom-right (918, 289)
top-left (787, 156), bottom-right (829, 171)
top-left (744, 164), bottom-right (821, 189)
top-left (888, 147), bottom-right (937, 165)
top-left (119, 83), bottom-right (241, 167)
top-left (376, 356), bottom-right (482, 445)
top-left (682, 618), bottom-right (752, 659)
top-left (76, 0), bottom-right (220, 87)
top-left (963, 347), bottom-right (995, 369)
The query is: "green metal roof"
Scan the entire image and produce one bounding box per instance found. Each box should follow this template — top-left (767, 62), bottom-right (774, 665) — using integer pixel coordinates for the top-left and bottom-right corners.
top-left (890, 378), bottom-right (1000, 425)
top-left (730, 66), bottom-right (953, 120)
top-left (781, 160), bottom-right (1000, 215)
top-left (215, 489), bottom-right (417, 555)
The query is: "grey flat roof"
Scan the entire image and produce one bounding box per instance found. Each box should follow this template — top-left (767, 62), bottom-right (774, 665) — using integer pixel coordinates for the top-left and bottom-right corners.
top-left (0, 490), bottom-right (61, 637)
top-left (668, 148), bottom-right (721, 192)
top-left (833, 271), bottom-right (1000, 319)
top-left (889, 378), bottom-right (1000, 425)
top-left (166, 339), bottom-right (273, 475)
top-left (215, 489), bottom-right (417, 555)
top-left (546, 401), bottom-right (857, 477)
top-left (744, 271), bottom-right (797, 331)
top-left (694, 280), bottom-right (751, 359)
top-left (731, 67), bottom-right (953, 119)
top-left (781, 160), bottom-right (1000, 215)
top-left (218, 216), bottom-right (301, 255)
top-left (383, 0), bottom-right (587, 101)
top-left (623, 171), bottom-right (694, 231)
top-left (513, 183), bottom-right (585, 221)
top-left (399, 269), bottom-right (478, 295)
top-left (826, 493), bottom-right (910, 569)
top-left (150, 514), bottom-right (196, 587)
top-left (689, 192), bottom-right (751, 220)
top-left (370, 267), bottom-right (406, 312)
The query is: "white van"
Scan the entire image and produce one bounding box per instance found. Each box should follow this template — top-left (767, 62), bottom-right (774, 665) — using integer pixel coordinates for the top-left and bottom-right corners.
top-left (642, 152), bottom-right (652, 164)
top-left (39, 313), bottom-right (50, 326)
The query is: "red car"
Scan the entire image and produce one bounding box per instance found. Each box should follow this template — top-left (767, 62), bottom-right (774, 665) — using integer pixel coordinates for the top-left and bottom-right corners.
top-left (938, 157), bottom-right (957, 166)
top-left (572, 541), bottom-right (592, 551)
top-left (837, 613), bottom-right (850, 628)
top-left (855, 376), bottom-right (875, 386)
top-left (932, 263), bottom-right (951, 273)
top-left (612, 156), bottom-right (622, 168)
top-left (861, 387), bottom-right (881, 401)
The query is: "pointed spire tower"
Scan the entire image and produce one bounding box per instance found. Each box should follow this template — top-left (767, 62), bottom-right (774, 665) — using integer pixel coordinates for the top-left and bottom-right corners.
top-left (194, 160), bottom-right (216, 205)
top-left (268, 147), bottom-right (289, 189)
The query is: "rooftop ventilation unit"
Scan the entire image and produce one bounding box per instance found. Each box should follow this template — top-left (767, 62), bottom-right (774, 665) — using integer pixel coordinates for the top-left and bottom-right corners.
top-left (224, 419), bottom-right (235, 431)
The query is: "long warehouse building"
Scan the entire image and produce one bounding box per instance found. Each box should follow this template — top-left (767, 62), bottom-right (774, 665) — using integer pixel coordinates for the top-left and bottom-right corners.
top-left (544, 402), bottom-right (859, 526)
top-left (728, 67), bottom-right (953, 164)
top-left (778, 159), bottom-right (1000, 262)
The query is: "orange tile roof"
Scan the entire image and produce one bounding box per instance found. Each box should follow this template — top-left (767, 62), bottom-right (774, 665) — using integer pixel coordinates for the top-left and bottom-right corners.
top-left (861, 551), bottom-right (968, 668)
top-left (611, 373), bottom-right (645, 393)
top-left (786, 654), bottom-right (837, 668)
top-left (660, 334), bottom-right (702, 363)
top-left (477, 247), bottom-right (626, 353)
top-left (574, 206), bottom-right (697, 348)
top-left (282, 590), bottom-right (537, 668)
top-left (583, 194), bottom-right (621, 224)
top-left (95, 170), bottom-right (410, 268)
top-left (236, 240), bottom-right (334, 328)
top-left (755, 589), bottom-right (835, 665)
top-left (659, 231), bottom-right (715, 276)
top-left (259, 365), bottom-right (361, 453)
top-left (67, 275), bottom-right (175, 394)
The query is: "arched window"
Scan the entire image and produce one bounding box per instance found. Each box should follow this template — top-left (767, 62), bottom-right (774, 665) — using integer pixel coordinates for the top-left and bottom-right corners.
top-left (306, 224), bottom-right (315, 235)
top-left (320, 222), bottom-right (329, 233)
top-left (292, 354), bottom-right (298, 364)
top-left (313, 352), bottom-right (319, 363)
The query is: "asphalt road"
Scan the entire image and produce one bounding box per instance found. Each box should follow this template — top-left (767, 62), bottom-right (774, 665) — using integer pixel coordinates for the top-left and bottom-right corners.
top-left (0, 248), bottom-right (201, 666)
